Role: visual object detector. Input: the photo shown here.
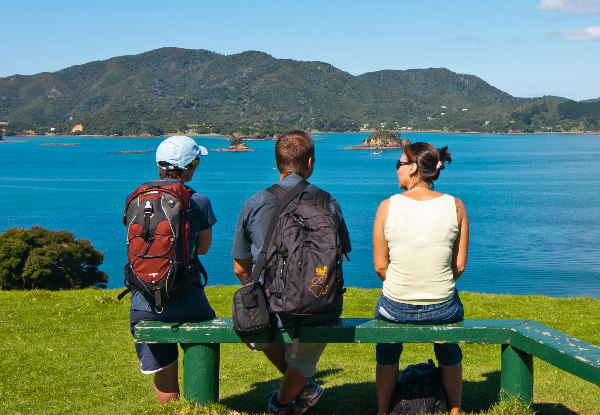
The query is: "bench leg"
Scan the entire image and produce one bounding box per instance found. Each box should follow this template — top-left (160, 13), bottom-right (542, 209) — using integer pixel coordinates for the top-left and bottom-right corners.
top-left (182, 343), bottom-right (220, 405)
top-left (500, 344), bottom-right (533, 405)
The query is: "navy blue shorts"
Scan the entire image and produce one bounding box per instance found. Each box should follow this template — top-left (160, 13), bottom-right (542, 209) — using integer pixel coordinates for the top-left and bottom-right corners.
top-left (129, 287), bottom-right (215, 374)
top-left (374, 290), bottom-right (464, 366)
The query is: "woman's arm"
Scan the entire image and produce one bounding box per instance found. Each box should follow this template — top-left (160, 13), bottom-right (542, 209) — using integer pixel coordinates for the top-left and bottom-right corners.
top-left (373, 199), bottom-right (391, 281)
top-left (451, 197), bottom-right (469, 280)
top-left (195, 227), bottom-right (212, 256)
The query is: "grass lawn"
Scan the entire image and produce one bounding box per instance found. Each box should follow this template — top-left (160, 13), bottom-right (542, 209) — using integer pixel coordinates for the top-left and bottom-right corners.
top-left (0, 287), bottom-right (598, 415)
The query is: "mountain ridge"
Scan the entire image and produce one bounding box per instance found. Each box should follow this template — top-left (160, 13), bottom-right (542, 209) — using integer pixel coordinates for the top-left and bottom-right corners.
top-left (1, 47), bottom-right (597, 135)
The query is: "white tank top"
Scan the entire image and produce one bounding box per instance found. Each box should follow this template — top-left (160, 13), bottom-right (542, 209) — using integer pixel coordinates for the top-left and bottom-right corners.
top-left (383, 193), bottom-right (459, 304)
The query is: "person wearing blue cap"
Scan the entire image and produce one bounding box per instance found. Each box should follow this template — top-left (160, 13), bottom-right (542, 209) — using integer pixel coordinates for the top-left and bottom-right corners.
top-left (127, 136), bottom-right (217, 405)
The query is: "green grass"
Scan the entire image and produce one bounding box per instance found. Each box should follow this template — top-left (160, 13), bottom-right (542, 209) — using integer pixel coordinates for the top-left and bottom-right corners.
top-left (1, 287), bottom-right (598, 415)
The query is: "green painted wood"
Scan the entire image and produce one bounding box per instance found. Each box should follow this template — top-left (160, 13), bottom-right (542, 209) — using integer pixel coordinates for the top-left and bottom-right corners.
top-left (134, 317), bottom-right (600, 407)
top-left (134, 318), bottom-right (524, 344)
top-left (500, 344), bottom-right (534, 405)
top-left (509, 321), bottom-right (600, 386)
top-left (182, 343), bottom-right (220, 405)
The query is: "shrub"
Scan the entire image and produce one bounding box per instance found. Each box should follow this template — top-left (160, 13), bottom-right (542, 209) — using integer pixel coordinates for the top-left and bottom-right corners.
top-left (0, 226), bottom-right (108, 290)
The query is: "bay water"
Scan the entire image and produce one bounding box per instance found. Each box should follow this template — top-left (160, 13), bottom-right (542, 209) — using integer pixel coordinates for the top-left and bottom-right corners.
top-left (1, 132), bottom-right (599, 298)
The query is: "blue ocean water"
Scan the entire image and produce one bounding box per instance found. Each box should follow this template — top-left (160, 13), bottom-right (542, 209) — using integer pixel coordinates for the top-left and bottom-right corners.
top-left (1, 132), bottom-right (599, 298)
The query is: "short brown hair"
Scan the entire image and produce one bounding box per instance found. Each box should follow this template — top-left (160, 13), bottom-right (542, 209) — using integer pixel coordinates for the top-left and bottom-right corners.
top-left (275, 130), bottom-right (314, 176)
top-left (157, 158), bottom-right (198, 180)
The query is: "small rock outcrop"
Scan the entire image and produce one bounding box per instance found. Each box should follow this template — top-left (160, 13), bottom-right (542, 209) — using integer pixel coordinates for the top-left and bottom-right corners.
top-left (215, 135), bottom-right (255, 152)
top-left (345, 130), bottom-right (410, 150)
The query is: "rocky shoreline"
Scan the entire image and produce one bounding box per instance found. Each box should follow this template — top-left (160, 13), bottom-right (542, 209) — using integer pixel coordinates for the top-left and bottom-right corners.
top-left (345, 130), bottom-right (410, 150)
top-left (214, 135), bottom-right (256, 152)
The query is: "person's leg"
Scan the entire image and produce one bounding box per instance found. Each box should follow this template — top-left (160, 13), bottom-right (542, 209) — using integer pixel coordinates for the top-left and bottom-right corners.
top-left (375, 342), bottom-right (403, 415)
top-left (153, 362), bottom-right (180, 405)
top-left (376, 362), bottom-right (399, 415)
top-left (434, 343), bottom-right (463, 414)
top-left (131, 308), bottom-right (181, 405)
top-left (277, 365), bottom-right (308, 404)
top-left (439, 363), bottom-right (462, 414)
top-left (276, 342), bottom-right (327, 407)
top-left (263, 343), bottom-right (288, 374)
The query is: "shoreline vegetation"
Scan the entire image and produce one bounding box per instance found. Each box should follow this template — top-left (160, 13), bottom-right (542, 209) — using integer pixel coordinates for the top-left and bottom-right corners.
top-left (2, 129), bottom-right (599, 141)
top-left (1, 287), bottom-right (598, 415)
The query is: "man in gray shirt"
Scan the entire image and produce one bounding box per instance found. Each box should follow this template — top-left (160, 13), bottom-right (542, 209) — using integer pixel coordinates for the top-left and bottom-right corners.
top-left (232, 130), bottom-right (350, 415)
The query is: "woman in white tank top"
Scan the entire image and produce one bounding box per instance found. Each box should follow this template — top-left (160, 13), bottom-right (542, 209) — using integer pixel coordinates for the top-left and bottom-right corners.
top-left (372, 142), bottom-right (469, 415)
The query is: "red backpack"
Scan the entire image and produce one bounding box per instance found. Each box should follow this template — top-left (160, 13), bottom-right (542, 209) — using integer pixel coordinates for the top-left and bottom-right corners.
top-left (118, 180), bottom-right (207, 310)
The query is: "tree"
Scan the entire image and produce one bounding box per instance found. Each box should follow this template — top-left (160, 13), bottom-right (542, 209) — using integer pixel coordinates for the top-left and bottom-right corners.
top-left (0, 226), bottom-right (108, 290)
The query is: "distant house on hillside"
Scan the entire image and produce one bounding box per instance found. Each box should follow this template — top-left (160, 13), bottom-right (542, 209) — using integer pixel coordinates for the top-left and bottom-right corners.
top-left (71, 124), bottom-right (83, 133)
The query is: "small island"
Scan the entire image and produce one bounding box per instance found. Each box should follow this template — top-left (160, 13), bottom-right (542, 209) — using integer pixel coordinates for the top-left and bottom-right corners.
top-left (345, 130), bottom-right (410, 150)
top-left (214, 135), bottom-right (255, 152)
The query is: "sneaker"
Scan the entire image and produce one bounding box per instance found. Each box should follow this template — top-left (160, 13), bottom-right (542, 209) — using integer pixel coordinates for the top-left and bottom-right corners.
top-left (294, 380), bottom-right (324, 415)
top-left (268, 391), bottom-right (295, 415)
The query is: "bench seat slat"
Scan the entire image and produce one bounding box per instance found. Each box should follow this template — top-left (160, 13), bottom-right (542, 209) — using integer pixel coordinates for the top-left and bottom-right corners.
top-left (134, 317), bottom-right (526, 345)
top-left (510, 321), bottom-right (600, 386)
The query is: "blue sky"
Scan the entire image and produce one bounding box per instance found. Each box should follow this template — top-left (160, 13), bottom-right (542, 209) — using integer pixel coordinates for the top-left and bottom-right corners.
top-left (3, 0), bottom-right (600, 100)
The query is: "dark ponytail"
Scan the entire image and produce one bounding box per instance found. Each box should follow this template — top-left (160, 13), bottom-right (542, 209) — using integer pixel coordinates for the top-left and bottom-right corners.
top-left (403, 142), bottom-right (452, 189)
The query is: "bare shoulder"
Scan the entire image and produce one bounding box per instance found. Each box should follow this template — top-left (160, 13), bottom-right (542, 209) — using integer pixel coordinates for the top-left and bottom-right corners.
top-left (375, 198), bottom-right (391, 222)
top-left (450, 196), bottom-right (468, 218)
top-left (377, 197), bottom-right (391, 213)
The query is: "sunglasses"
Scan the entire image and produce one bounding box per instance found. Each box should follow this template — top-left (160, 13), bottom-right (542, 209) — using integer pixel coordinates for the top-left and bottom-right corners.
top-left (395, 160), bottom-right (413, 170)
top-left (188, 157), bottom-right (200, 168)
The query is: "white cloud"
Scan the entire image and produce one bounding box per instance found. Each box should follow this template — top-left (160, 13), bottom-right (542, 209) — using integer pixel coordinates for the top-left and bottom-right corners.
top-left (552, 25), bottom-right (600, 40)
top-left (538, 0), bottom-right (600, 14)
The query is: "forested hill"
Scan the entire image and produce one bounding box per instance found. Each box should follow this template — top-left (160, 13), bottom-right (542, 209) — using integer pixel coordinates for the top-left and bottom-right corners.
top-left (0, 47), bottom-right (598, 136)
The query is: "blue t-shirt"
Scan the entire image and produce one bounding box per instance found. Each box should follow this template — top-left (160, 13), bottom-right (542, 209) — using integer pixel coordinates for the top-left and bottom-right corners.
top-left (126, 178), bottom-right (216, 311)
top-left (231, 173), bottom-right (351, 262)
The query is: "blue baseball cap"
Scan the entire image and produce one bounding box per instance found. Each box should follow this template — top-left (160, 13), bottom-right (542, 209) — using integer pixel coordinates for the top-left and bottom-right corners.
top-left (156, 136), bottom-right (208, 170)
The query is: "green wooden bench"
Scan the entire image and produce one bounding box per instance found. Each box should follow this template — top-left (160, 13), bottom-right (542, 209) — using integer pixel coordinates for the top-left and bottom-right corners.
top-left (134, 318), bottom-right (600, 406)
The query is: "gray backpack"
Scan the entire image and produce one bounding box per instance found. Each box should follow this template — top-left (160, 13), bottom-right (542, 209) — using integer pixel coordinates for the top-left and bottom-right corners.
top-left (261, 180), bottom-right (347, 317)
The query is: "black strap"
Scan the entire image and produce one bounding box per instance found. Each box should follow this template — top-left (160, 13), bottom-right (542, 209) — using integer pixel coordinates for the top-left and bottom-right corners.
top-left (117, 286), bottom-right (132, 301)
top-left (290, 318), bottom-right (302, 358)
top-left (196, 258), bottom-right (208, 287)
top-left (141, 200), bottom-right (153, 241)
top-left (250, 180), bottom-right (309, 283)
top-left (154, 288), bottom-right (163, 312)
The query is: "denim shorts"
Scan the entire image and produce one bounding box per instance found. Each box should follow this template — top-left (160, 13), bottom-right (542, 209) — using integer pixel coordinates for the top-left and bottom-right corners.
top-left (374, 290), bottom-right (464, 366)
top-left (129, 287), bottom-right (216, 374)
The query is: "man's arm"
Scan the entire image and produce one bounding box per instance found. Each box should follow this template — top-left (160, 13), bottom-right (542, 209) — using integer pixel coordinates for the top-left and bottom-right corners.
top-left (233, 258), bottom-right (252, 285)
top-left (196, 227), bottom-right (212, 255)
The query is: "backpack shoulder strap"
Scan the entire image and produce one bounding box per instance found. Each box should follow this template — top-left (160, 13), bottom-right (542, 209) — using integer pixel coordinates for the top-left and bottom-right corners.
top-left (266, 183), bottom-right (287, 200)
top-left (251, 180), bottom-right (309, 282)
top-left (314, 188), bottom-right (332, 212)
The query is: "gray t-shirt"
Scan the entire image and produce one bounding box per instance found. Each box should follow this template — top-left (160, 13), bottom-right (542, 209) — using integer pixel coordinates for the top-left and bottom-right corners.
top-left (231, 173), bottom-right (351, 262)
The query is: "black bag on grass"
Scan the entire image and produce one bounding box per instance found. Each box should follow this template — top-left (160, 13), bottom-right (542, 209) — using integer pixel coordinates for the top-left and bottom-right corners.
top-left (390, 359), bottom-right (448, 415)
